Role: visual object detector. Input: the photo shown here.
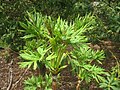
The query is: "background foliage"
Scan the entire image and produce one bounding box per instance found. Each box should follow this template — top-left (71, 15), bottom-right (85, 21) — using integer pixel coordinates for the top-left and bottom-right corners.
top-left (0, 0), bottom-right (120, 50)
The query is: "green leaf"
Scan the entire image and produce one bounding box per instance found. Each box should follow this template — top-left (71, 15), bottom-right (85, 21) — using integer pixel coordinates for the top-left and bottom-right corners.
top-left (33, 61), bottom-right (38, 70)
top-left (59, 65), bottom-right (67, 71)
top-left (19, 62), bottom-right (33, 68)
top-left (111, 81), bottom-right (119, 86)
top-left (46, 53), bottom-right (57, 60)
top-left (19, 22), bottom-right (28, 29)
top-left (58, 53), bottom-right (66, 66)
top-left (37, 46), bottom-right (51, 56)
top-left (21, 34), bottom-right (36, 39)
top-left (37, 47), bottom-right (44, 55)
top-left (111, 86), bottom-right (119, 90)
top-left (24, 86), bottom-right (37, 90)
top-left (99, 83), bottom-right (108, 88)
top-left (72, 60), bottom-right (80, 66)
top-left (20, 53), bottom-right (40, 61)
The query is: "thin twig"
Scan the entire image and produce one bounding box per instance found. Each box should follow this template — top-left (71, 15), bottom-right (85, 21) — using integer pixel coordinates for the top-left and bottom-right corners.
top-left (11, 67), bottom-right (29, 89)
top-left (7, 59), bottom-right (13, 90)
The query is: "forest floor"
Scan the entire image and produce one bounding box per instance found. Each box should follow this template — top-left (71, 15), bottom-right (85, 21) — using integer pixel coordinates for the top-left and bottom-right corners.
top-left (0, 40), bottom-right (120, 90)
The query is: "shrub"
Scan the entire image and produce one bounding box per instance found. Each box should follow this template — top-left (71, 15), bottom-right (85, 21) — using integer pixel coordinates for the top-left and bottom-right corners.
top-left (19, 12), bottom-right (108, 90)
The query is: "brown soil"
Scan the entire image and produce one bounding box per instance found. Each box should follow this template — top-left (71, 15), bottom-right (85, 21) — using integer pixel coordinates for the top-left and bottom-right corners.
top-left (0, 40), bottom-right (120, 90)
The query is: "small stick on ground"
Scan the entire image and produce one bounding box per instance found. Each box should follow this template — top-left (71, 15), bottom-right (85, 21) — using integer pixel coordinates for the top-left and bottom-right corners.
top-left (11, 67), bottom-right (29, 89)
top-left (7, 59), bottom-right (13, 90)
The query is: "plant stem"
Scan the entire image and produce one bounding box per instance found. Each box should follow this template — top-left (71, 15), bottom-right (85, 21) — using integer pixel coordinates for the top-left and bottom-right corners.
top-left (52, 75), bottom-right (57, 90)
top-left (76, 79), bottom-right (81, 90)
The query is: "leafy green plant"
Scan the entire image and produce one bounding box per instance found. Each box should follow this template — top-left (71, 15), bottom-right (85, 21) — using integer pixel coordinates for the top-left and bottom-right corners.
top-left (19, 12), bottom-right (108, 90)
top-left (19, 11), bottom-right (48, 39)
top-left (24, 75), bottom-right (42, 90)
top-left (24, 74), bottom-right (52, 90)
top-left (111, 61), bottom-right (120, 79)
top-left (99, 75), bottom-right (120, 90)
top-left (19, 46), bottom-right (51, 70)
top-left (99, 61), bottom-right (120, 90)
top-left (45, 45), bottom-right (67, 90)
top-left (69, 44), bottom-right (109, 90)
